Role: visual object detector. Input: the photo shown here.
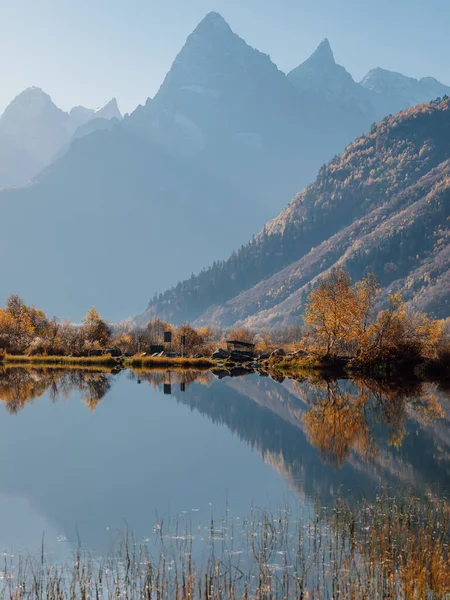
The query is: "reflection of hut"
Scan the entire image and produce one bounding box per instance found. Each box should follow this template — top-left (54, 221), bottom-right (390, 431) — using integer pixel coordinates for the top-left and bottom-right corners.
top-left (226, 340), bottom-right (255, 357)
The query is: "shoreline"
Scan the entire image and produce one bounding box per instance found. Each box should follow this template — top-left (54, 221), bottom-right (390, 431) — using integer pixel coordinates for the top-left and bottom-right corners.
top-left (2, 353), bottom-right (450, 383)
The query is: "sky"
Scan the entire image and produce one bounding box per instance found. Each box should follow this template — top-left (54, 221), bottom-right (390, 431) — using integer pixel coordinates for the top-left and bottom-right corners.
top-left (0, 0), bottom-right (448, 116)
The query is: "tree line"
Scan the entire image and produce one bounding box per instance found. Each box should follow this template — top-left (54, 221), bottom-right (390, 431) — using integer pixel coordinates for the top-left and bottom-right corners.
top-left (0, 268), bottom-right (449, 368)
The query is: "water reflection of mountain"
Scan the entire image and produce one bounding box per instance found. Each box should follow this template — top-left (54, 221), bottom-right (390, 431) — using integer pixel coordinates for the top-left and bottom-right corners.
top-left (1, 366), bottom-right (449, 511)
top-left (138, 371), bottom-right (450, 503)
top-left (0, 366), bottom-right (298, 553)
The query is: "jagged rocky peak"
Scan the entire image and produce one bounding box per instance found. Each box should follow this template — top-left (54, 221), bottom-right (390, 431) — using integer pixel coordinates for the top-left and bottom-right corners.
top-left (10, 86), bottom-right (51, 102)
top-left (69, 98), bottom-right (122, 132)
top-left (172, 10), bottom-right (241, 65)
top-left (154, 10), bottom-right (282, 99)
top-left (360, 67), bottom-right (400, 91)
top-left (0, 87), bottom-right (69, 141)
top-left (287, 38), bottom-right (360, 100)
top-left (306, 38), bottom-right (335, 66)
top-left (96, 98), bottom-right (122, 120)
top-left (361, 67), bottom-right (450, 108)
top-left (193, 11), bottom-right (233, 35)
top-left (362, 67), bottom-right (449, 93)
top-left (1, 87), bottom-right (60, 121)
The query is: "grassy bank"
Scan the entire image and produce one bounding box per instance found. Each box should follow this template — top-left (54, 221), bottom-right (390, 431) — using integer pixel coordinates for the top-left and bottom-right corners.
top-left (125, 355), bottom-right (215, 368)
top-left (1, 493), bottom-right (448, 599)
top-left (2, 354), bottom-right (121, 367)
top-left (268, 354), bottom-right (450, 380)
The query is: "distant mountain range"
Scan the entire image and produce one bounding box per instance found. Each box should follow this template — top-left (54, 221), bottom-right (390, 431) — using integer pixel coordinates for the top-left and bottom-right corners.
top-left (1, 12), bottom-right (449, 321)
top-left (0, 88), bottom-right (121, 188)
top-left (142, 98), bottom-right (450, 327)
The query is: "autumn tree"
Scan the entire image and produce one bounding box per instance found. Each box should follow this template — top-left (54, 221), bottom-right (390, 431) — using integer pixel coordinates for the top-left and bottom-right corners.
top-left (0, 295), bottom-right (34, 353)
top-left (82, 307), bottom-right (111, 348)
top-left (175, 324), bottom-right (203, 355)
top-left (226, 328), bottom-right (255, 344)
top-left (359, 293), bottom-right (443, 364)
top-left (354, 273), bottom-right (380, 337)
top-left (146, 317), bottom-right (173, 345)
top-left (304, 270), bottom-right (362, 357)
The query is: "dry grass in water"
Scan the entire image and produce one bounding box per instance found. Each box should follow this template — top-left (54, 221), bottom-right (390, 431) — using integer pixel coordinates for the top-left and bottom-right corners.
top-left (1, 493), bottom-right (448, 599)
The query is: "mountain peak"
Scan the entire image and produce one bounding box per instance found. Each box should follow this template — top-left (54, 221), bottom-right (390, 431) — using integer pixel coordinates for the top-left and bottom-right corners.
top-left (153, 8), bottom-right (287, 113)
top-left (22, 86), bottom-right (46, 95)
top-left (96, 98), bottom-right (122, 120)
top-left (195, 12), bottom-right (232, 34)
top-left (1, 86), bottom-right (62, 125)
top-left (11, 86), bottom-right (53, 105)
top-left (287, 39), bottom-right (339, 88)
top-left (308, 38), bottom-right (335, 65)
top-left (287, 38), bottom-right (360, 100)
top-left (361, 68), bottom-right (450, 112)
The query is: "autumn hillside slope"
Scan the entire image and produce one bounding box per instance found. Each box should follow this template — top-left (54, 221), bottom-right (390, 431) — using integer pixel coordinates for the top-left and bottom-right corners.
top-left (140, 97), bottom-right (450, 328)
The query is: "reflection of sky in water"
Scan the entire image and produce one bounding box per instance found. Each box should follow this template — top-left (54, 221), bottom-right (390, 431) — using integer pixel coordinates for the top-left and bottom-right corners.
top-left (0, 372), bottom-right (301, 554)
top-left (0, 368), bottom-right (448, 557)
top-left (0, 493), bottom-right (70, 559)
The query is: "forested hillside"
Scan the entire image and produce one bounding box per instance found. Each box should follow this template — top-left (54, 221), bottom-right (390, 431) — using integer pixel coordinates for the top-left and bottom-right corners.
top-left (140, 97), bottom-right (450, 327)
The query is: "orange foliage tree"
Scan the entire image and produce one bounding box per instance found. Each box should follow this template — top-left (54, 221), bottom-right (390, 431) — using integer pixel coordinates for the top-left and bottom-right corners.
top-left (304, 270), bottom-right (378, 358)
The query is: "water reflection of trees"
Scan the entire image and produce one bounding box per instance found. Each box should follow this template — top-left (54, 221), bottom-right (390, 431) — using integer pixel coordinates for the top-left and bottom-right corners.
top-left (127, 370), bottom-right (447, 499)
top-left (0, 367), bottom-right (114, 414)
top-left (302, 378), bottom-right (444, 467)
top-left (303, 380), bottom-right (375, 467)
top-left (127, 370), bottom-right (447, 470)
top-left (0, 367), bottom-right (447, 487)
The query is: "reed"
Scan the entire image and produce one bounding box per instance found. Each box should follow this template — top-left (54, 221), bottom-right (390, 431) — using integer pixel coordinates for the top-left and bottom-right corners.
top-left (1, 493), bottom-right (448, 599)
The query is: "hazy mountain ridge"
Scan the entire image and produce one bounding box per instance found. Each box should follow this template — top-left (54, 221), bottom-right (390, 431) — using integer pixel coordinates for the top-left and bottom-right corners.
top-left (361, 68), bottom-right (450, 115)
top-left (141, 98), bottom-right (450, 327)
top-left (287, 38), bottom-right (377, 127)
top-left (0, 88), bottom-right (121, 188)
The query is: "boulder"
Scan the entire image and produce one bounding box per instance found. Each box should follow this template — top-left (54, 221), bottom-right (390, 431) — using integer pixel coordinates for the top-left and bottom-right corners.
top-left (258, 353), bottom-right (270, 360)
top-left (193, 353), bottom-right (203, 359)
top-left (212, 369), bottom-right (231, 379)
top-left (212, 348), bottom-right (230, 359)
top-left (270, 348), bottom-right (286, 358)
top-left (230, 367), bottom-right (251, 377)
top-left (230, 350), bottom-right (253, 363)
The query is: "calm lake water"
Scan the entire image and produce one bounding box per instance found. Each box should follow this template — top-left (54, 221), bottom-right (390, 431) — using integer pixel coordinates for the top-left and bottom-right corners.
top-left (0, 366), bottom-right (449, 560)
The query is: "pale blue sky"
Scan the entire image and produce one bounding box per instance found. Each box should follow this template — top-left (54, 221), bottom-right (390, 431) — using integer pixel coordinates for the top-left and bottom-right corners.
top-left (1, 0), bottom-right (448, 115)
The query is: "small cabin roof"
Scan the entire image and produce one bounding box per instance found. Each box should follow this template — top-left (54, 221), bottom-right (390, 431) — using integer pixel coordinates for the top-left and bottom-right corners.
top-left (226, 340), bottom-right (255, 348)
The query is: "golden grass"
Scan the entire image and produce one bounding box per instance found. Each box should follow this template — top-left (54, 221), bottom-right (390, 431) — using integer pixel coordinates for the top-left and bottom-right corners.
top-left (0, 363), bottom-right (117, 374)
top-left (125, 355), bottom-right (215, 368)
top-left (3, 354), bottom-right (120, 367)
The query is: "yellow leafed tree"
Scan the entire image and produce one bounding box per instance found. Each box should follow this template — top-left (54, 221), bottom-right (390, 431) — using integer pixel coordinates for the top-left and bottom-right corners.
top-left (304, 269), bottom-right (368, 357)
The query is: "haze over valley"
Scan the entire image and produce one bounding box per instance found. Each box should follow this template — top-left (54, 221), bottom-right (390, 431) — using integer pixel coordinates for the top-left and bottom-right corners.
top-left (1, 12), bottom-right (450, 321)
